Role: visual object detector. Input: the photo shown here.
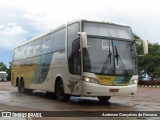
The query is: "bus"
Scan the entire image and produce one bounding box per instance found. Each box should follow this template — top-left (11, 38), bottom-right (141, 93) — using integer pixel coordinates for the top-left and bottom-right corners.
top-left (11, 19), bottom-right (148, 101)
top-left (0, 71), bottom-right (7, 82)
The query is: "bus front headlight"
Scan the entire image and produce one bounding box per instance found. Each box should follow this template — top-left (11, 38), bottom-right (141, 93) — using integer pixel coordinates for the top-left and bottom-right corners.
top-left (83, 77), bottom-right (99, 84)
top-left (129, 79), bottom-right (138, 85)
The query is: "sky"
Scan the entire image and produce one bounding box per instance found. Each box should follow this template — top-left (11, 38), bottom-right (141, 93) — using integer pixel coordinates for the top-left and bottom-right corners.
top-left (0, 0), bottom-right (160, 67)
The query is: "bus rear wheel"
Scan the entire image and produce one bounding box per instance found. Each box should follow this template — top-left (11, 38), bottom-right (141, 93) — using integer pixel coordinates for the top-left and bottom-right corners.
top-left (97, 96), bottom-right (111, 102)
top-left (56, 79), bottom-right (70, 101)
top-left (18, 81), bottom-right (32, 94)
top-left (18, 81), bottom-right (25, 94)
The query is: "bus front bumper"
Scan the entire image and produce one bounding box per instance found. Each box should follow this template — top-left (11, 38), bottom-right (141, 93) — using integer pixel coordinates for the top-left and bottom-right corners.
top-left (81, 81), bottom-right (137, 97)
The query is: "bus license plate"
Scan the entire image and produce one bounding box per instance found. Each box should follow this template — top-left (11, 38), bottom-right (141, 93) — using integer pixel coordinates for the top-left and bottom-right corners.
top-left (109, 89), bottom-right (119, 92)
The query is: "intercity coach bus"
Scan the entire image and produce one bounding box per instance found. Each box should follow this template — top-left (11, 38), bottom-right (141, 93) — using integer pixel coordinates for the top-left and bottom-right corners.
top-left (11, 19), bottom-right (148, 101)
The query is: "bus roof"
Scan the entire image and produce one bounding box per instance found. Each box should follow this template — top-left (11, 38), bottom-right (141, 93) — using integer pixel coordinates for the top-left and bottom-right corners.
top-left (14, 19), bottom-right (130, 49)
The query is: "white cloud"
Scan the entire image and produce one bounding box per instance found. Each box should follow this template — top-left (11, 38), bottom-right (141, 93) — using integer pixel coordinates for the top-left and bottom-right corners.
top-left (0, 0), bottom-right (160, 47)
top-left (0, 23), bottom-right (27, 49)
top-left (0, 5), bottom-right (48, 50)
top-left (148, 30), bottom-right (160, 43)
top-left (0, 0), bottom-right (160, 67)
top-left (0, 25), bottom-right (4, 30)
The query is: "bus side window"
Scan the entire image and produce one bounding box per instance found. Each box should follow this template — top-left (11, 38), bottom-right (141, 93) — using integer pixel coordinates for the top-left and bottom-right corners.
top-left (42, 34), bottom-right (53, 54)
top-left (67, 23), bottom-right (80, 75)
top-left (13, 49), bottom-right (18, 61)
top-left (26, 42), bottom-right (33, 58)
top-left (72, 39), bottom-right (81, 75)
top-left (33, 38), bottom-right (43, 56)
top-left (52, 28), bottom-right (65, 52)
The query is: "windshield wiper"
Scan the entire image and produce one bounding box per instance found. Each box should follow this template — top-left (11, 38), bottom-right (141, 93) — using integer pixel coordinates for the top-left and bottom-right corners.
top-left (130, 41), bottom-right (136, 59)
top-left (101, 46), bottom-right (112, 74)
top-left (115, 46), bottom-right (129, 75)
top-left (115, 46), bottom-right (119, 66)
top-left (108, 46), bottom-right (112, 64)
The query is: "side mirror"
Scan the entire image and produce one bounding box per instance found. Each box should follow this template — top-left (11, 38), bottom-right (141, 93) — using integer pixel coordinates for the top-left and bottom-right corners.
top-left (78, 32), bottom-right (87, 49)
top-left (136, 39), bottom-right (148, 56)
top-left (143, 40), bottom-right (148, 55)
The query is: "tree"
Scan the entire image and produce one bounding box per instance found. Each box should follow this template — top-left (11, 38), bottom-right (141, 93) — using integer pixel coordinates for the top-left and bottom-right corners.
top-left (136, 39), bottom-right (160, 80)
top-left (6, 62), bottom-right (11, 81)
top-left (0, 61), bottom-right (7, 71)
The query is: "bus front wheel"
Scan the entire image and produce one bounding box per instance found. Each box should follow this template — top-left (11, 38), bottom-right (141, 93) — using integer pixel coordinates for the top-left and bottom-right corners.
top-left (97, 96), bottom-right (111, 102)
top-left (56, 79), bottom-right (70, 101)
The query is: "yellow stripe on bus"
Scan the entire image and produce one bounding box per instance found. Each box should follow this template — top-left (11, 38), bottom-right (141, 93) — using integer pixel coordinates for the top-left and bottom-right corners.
top-left (96, 75), bottom-right (116, 85)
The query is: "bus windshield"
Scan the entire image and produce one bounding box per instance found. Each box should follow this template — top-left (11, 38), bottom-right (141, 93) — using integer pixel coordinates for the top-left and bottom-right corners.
top-left (83, 38), bottom-right (137, 75)
top-left (83, 22), bottom-right (137, 75)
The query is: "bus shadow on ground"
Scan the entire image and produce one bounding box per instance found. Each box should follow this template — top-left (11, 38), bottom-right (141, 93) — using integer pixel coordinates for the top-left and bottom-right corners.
top-left (16, 91), bottom-right (112, 106)
top-left (69, 96), bottom-right (112, 106)
top-left (12, 91), bottom-right (133, 110)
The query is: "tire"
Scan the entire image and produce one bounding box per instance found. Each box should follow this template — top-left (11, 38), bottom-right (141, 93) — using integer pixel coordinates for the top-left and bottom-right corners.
top-left (56, 79), bottom-right (70, 101)
top-left (18, 81), bottom-right (32, 94)
top-left (97, 96), bottom-right (111, 102)
top-left (18, 81), bottom-right (25, 94)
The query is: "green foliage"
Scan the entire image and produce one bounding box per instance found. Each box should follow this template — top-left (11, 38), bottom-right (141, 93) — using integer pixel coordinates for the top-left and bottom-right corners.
top-left (6, 62), bottom-right (11, 81)
top-left (0, 61), bottom-right (7, 71)
top-left (136, 40), bottom-right (160, 80)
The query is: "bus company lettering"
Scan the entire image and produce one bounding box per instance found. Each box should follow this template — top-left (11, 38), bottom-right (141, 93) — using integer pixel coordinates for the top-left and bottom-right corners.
top-left (100, 76), bottom-right (111, 80)
top-left (96, 75), bottom-right (115, 85)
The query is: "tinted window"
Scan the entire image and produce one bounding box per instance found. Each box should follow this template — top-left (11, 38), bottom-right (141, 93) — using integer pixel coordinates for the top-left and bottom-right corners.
top-left (40, 53), bottom-right (53, 83)
top-left (67, 23), bottom-right (80, 74)
top-left (42, 34), bottom-right (53, 54)
top-left (52, 28), bottom-right (65, 52)
top-left (83, 22), bottom-right (133, 40)
top-left (41, 53), bottom-right (53, 68)
top-left (32, 56), bottom-right (41, 68)
top-left (13, 48), bottom-right (18, 61)
top-left (33, 38), bottom-right (43, 56)
top-left (17, 47), bottom-right (22, 60)
top-left (20, 45), bottom-right (25, 60)
top-left (23, 45), bottom-right (27, 59)
top-left (20, 59), bottom-right (29, 67)
top-left (12, 50), bottom-right (15, 61)
top-left (26, 42), bottom-right (33, 58)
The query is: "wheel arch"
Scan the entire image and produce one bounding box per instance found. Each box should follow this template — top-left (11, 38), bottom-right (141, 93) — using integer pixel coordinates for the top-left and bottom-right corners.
top-left (54, 74), bottom-right (70, 101)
